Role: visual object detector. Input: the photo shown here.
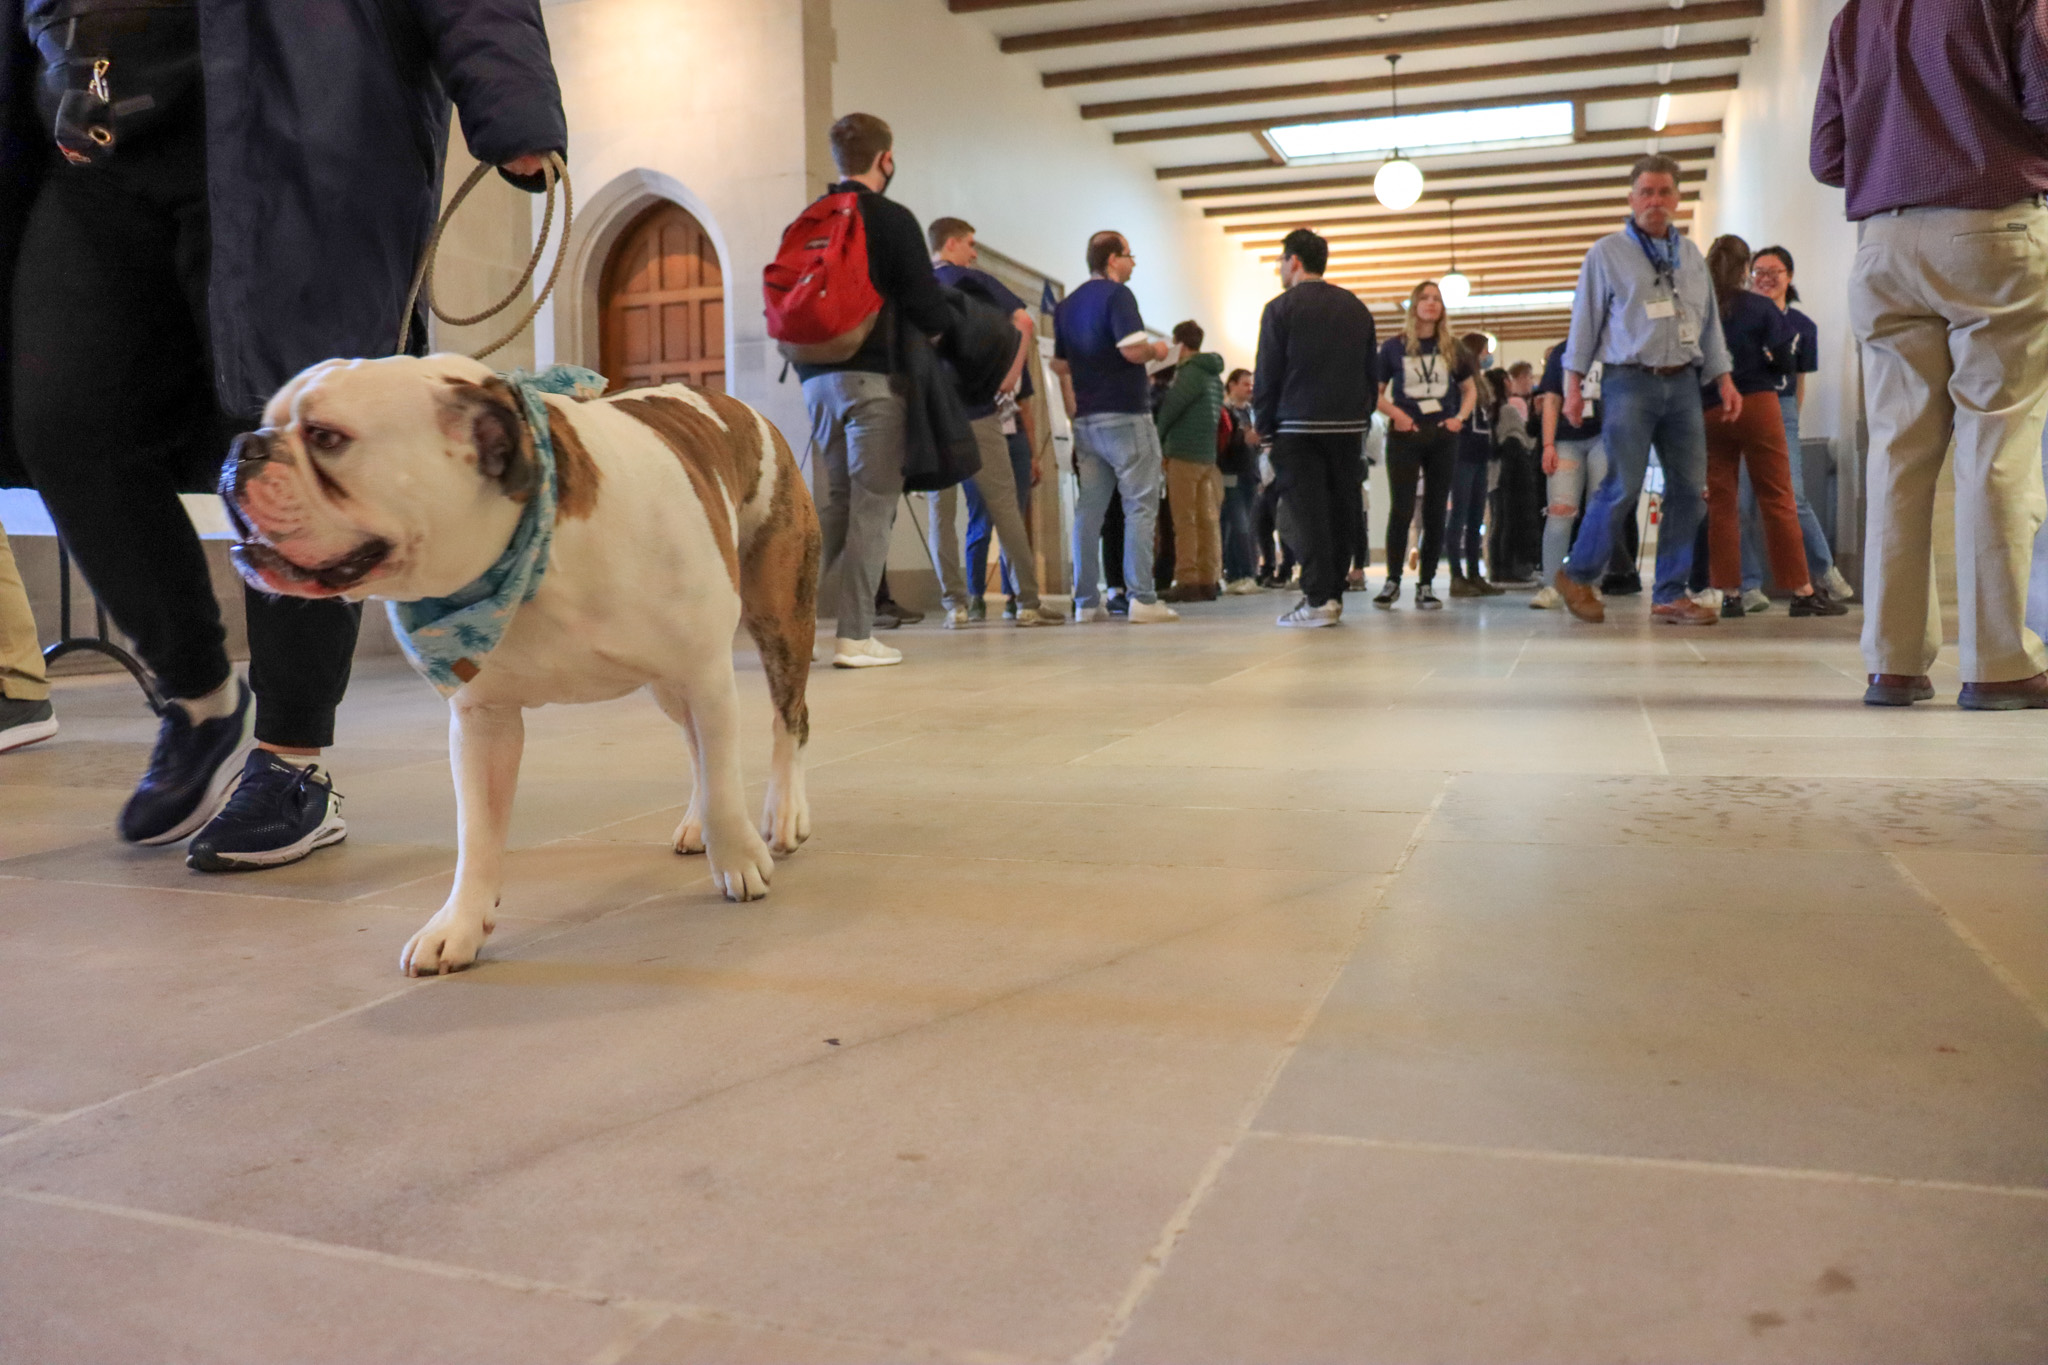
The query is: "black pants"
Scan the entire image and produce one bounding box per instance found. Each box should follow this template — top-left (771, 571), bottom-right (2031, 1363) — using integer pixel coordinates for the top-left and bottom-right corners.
top-left (1384, 426), bottom-right (1456, 585)
top-left (1449, 459), bottom-right (1491, 580)
top-left (1254, 480), bottom-right (1293, 581)
top-left (1270, 432), bottom-right (1361, 607)
top-left (9, 108), bottom-right (360, 747)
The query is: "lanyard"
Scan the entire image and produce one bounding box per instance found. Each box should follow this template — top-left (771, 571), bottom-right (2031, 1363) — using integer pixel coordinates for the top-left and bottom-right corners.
top-left (1627, 219), bottom-right (1678, 292)
top-left (1415, 351), bottom-right (1440, 390)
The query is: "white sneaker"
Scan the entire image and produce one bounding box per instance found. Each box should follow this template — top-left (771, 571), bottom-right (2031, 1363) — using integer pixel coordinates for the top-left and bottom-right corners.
top-left (941, 606), bottom-right (970, 629)
top-left (1224, 577), bottom-right (1261, 596)
top-left (1822, 566), bottom-right (1856, 601)
top-left (1693, 588), bottom-right (1725, 612)
top-left (832, 637), bottom-right (903, 668)
top-left (1075, 603), bottom-right (1110, 623)
top-left (1127, 599), bottom-right (1180, 624)
top-left (1277, 598), bottom-right (1340, 629)
top-left (1014, 605), bottom-right (1066, 627)
top-left (1741, 588), bottom-right (1772, 614)
top-left (1529, 585), bottom-right (1561, 610)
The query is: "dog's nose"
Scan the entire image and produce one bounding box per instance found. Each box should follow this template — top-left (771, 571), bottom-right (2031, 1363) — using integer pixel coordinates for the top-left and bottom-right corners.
top-left (221, 430), bottom-right (273, 500)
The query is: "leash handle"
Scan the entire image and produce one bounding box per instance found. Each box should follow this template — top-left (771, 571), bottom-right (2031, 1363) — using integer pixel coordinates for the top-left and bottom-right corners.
top-left (397, 150), bottom-right (573, 362)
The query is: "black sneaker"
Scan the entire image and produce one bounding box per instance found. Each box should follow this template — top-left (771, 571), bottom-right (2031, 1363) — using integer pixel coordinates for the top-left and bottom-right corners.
top-left (1107, 592), bottom-right (1130, 617)
top-left (187, 750), bottom-right (347, 871)
top-left (1414, 583), bottom-right (1443, 610)
top-left (0, 697), bottom-right (58, 754)
top-left (1721, 597), bottom-right (1745, 619)
top-left (1789, 590), bottom-right (1851, 618)
top-left (1373, 579), bottom-right (1401, 607)
top-left (872, 598), bottom-right (922, 629)
top-left (119, 681), bottom-right (254, 846)
top-left (1602, 570), bottom-right (1644, 596)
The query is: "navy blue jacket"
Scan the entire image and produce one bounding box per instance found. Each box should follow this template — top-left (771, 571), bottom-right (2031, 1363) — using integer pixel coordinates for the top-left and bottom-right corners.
top-left (0, 0), bottom-right (566, 485)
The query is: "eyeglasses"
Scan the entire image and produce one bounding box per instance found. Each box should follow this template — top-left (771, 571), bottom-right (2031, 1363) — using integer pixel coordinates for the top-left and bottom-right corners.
top-left (1751, 267), bottom-right (1788, 279)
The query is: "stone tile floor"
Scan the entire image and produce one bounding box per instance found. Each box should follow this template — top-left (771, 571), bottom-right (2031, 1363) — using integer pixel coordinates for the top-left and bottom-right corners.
top-left (1, 581), bottom-right (2043, 1364)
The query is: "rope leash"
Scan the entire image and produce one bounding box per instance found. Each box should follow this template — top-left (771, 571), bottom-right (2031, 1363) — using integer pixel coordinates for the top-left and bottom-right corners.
top-left (396, 150), bottom-right (573, 361)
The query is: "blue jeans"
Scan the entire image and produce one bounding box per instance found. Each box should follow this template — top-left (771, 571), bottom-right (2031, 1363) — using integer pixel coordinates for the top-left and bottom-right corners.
top-left (1738, 392), bottom-right (1834, 589)
top-left (966, 430), bottom-right (1033, 599)
top-left (1449, 459), bottom-right (1491, 579)
top-left (1220, 477), bottom-right (1257, 582)
top-left (1564, 366), bottom-right (1707, 605)
top-left (1072, 412), bottom-right (1164, 606)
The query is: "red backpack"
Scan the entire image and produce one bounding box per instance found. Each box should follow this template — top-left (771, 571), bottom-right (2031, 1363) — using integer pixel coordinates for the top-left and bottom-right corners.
top-left (763, 192), bottom-right (884, 365)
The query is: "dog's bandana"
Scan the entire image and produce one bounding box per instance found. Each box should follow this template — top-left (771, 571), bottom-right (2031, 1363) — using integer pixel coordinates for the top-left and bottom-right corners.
top-left (388, 365), bottom-right (606, 695)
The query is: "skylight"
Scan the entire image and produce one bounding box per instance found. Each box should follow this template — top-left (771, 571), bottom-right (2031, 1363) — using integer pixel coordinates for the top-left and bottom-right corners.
top-left (1268, 102), bottom-right (1576, 166)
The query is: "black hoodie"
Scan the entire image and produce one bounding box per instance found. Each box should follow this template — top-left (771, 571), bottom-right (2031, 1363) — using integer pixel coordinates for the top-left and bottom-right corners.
top-left (1252, 278), bottom-right (1378, 439)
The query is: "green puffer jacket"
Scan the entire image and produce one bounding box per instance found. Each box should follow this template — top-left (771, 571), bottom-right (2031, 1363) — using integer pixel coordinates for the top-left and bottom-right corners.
top-left (1155, 351), bottom-right (1227, 463)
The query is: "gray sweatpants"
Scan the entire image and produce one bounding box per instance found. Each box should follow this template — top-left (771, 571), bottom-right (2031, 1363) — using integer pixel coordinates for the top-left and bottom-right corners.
top-left (804, 370), bottom-right (905, 642)
top-left (927, 414), bottom-right (1042, 611)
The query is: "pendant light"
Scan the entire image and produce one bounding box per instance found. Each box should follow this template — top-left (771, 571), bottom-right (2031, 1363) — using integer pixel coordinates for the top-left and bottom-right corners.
top-left (1439, 195), bottom-right (1472, 307)
top-left (1373, 54), bottom-right (1425, 210)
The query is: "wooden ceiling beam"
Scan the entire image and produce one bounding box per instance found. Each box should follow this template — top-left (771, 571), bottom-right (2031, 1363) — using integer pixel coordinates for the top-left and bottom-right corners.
top-left (1184, 146), bottom-right (1713, 199)
top-left (1224, 194), bottom-right (1695, 234)
top-left (1118, 74), bottom-right (1739, 144)
top-left (1289, 246), bottom-right (1600, 269)
top-left (1082, 39), bottom-right (1749, 119)
top-left (1156, 122), bottom-right (1721, 178)
top-left (1044, 0), bottom-right (1764, 88)
top-left (996, 0), bottom-right (1495, 52)
top-left (1243, 210), bottom-right (1693, 248)
top-left (1207, 167), bottom-right (1707, 218)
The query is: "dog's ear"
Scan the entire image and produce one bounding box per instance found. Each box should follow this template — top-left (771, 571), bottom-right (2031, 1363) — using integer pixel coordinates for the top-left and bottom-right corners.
top-left (440, 376), bottom-right (539, 501)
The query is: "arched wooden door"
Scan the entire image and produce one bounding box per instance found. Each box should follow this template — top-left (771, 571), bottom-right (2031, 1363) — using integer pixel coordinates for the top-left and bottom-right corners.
top-left (599, 202), bottom-right (725, 393)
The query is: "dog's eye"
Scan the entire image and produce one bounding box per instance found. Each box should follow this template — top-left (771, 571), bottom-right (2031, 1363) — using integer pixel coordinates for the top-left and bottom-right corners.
top-left (304, 425), bottom-right (349, 454)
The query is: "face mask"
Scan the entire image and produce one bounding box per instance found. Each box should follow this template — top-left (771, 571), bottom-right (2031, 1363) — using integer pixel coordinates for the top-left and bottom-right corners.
top-left (880, 156), bottom-right (895, 193)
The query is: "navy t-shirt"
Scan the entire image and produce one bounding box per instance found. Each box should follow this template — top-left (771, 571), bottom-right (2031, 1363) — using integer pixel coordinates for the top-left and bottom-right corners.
top-left (1377, 336), bottom-right (1472, 427)
top-left (1054, 278), bottom-right (1150, 417)
top-left (1707, 291), bottom-right (1797, 406)
top-left (1772, 305), bottom-right (1819, 397)
top-left (1537, 344), bottom-right (1602, 441)
top-left (935, 262), bottom-right (1033, 419)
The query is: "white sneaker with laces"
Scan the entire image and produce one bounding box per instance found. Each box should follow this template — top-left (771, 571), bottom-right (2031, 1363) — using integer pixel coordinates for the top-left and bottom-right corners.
top-left (1224, 577), bottom-right (1261, 596)
top-left (1529, 585), bottom-right (1561, 610)
top-left (1127, 599), bottom-right (1180, 624)
top-left (1277, 599), bottom-right (1340, 629)
top-left (1015, 605), bottom-right (1066, 627)
top-left (832, 637), bottom-right (903, 668)
top-left (942, 606), bottom-right (970, 629)
top-left (1075, 603), bottom-right (1110, 623)
top-left (1741, 588), bottom-right (1772, 614)
top-left (1694, 588), bottom-right (1725, 612)
top-left (1821, 566), bottom-right (1856, 601)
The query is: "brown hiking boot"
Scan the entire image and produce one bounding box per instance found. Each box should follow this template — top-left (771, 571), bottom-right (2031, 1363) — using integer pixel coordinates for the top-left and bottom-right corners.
top-left (1554, 571), bottom-right (1604, 623)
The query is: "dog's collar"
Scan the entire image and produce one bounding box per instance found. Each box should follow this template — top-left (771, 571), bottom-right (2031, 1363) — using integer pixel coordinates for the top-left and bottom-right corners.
top-left (387, 365), bottom-right (606, 695)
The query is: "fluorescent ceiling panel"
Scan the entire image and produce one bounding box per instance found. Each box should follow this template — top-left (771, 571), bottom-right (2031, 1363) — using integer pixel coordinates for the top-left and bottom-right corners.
top-left (1268, 102), bottom-right (1576, 166)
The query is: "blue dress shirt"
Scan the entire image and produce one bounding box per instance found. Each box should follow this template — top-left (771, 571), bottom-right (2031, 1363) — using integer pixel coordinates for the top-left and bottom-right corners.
top-left (1564, 222), bottom-right (1733, 382)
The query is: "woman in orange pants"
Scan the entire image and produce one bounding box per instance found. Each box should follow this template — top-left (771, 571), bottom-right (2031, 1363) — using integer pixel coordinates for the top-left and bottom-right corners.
top-left (1701, 237), bottom-right (1845, 617)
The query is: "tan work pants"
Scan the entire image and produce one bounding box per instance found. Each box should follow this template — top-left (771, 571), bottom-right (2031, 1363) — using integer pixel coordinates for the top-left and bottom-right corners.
top-left (1852, 201), bottom-right (2048, 682)
top-left (1165, 458), bottom-right (1223, 588)
top-left (926, 415), bottom-right (1042, 611)
top-left (0, 517), bottom-right (50, 702)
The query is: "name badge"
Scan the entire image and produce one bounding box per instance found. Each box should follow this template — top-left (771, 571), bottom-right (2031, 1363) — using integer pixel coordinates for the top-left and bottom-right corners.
top-left (1417, 398), bottom-right (1443, 415)
top-left (1678, 315), bottom-right (1700, 347)
top-left (1583, 400), bottom-right (1599, 422)
top-left (1645, 298), bottom-right (1677, 321)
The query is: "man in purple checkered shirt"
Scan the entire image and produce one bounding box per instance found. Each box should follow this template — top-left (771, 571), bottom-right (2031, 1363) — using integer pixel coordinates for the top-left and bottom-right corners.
top-left (1813, 0), bottom-right (2048, 710)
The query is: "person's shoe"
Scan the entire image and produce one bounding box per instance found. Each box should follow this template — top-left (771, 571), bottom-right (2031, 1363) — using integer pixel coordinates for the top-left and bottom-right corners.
top-left (1107, 592), bottom-right (1130, 617)
top-left (1865, 673), bottom-right (1935, 707)
top-left (869, 607), bottom-right (902, 630)
top-left (1075, 603), bottom-right (1111, 623)
top-left (1373, 579), bottom-right (1401, 608)
top-left (1958, 672), bottom-right (2048, 711)
top-left (1199, 583), bottom-right (1222, 602)
top-left (1001, 598), bottom-right (1018, 621)
top-left (1789, 590), bottom-right (1850, 618)
top-left (1601, 569), bottom-right (1644, 596)
top-left (1414, 583), bottom-right (1443, 611)
top-left (1346, 568), bottom-right (1367, 590)
top-left (187, 750), bottom-right (347, 872)
top-left (1277, 598), bottom-right (1341, 629)
top-left (1448, 574), bottom-right (1483, 598)
top-left (1015, 605), bottom-right (1066, 627)
top-left (1127, 599), bottom-right (1180, 624)
top-left (832, 637), bottom-right (903, 668)
top-left (1160, 583), bottom-right (1203, 604)
top-left (1225, 577), bottom-right (1261, 596)
top-left (1555, 571), bottom-right (1605, 623)
top-left (968, 598), bottom-right (988, 623)
top-left (0, 697), bottom-right (58, 754)
top-left (1821, 566), bottom-right (1857, 602)
top-left (1721, 596), bottom-right (1746, 619)
top-left (1740, 588), bottom-right (1773, 614)
top-left (119, 681), bottom-right (254, 846)
top-left (941, 605), bottom-right (971, 629)
top-left (1652, 598), bottom-right (1721, 626)
top-left (874, 599), bottom-right (922, 628)
top-left (1529, 585), bottom-right (1561, 610)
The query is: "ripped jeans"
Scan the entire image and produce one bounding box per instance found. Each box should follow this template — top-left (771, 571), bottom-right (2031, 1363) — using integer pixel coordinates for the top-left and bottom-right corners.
top-left (1543, 436), bottom-right (1608, 585)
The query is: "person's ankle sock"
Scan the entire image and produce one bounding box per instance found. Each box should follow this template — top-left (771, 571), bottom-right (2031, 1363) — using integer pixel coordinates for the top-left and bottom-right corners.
top-left (173, 678), bottom-right (239, 725)
top-left (264, 750), bottom-right (319, 769)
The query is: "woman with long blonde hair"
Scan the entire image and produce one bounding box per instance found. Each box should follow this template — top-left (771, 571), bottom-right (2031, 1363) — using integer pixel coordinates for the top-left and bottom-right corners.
top-left (1375, 280), bottom-right (1477, 609)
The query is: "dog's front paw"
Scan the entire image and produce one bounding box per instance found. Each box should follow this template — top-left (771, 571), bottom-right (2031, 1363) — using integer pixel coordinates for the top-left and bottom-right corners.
top-left (672, 801), bottom-right (706, 856)
top-left (706, 829), bottom-right (774, 903)
top-left (400, 905), bottom-right (494, 976)
top-left (760, 784), bottom-right (811, 855)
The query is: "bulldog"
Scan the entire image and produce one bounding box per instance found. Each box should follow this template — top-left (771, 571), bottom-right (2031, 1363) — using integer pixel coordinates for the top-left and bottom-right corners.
top-left (222, 354), bottom-right (821, 975)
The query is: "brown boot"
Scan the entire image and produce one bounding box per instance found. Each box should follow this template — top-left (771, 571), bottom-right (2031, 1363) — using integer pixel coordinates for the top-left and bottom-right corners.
top-left (1652, 598), bottom-right (1721, 627)
top-left (1958, 671), bottom-right (2048, 711)
top-left (1865, 674), bottom-right (1936, 707)
top-left (1554, 571), bottom-right (1604, 623)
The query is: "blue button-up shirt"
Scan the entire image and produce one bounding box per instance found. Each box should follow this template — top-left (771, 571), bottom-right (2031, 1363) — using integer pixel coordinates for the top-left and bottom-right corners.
top-left (1564, 223), bottom-right (1732, 382)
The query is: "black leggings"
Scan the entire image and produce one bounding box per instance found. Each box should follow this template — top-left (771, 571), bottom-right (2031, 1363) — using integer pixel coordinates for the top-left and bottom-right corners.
top-left (9, 108), bottom-right (360, 747)
top-left (1384, 426), bottom-right (1457, 584)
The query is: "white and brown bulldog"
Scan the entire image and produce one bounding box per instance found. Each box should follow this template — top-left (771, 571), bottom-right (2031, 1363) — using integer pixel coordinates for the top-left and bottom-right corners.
top-left (222, 354), bottom-right (821, 975)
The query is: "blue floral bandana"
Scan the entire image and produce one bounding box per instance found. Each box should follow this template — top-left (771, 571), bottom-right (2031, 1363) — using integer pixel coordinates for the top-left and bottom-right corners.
top-left (388, 365), bottom-right (606, 695)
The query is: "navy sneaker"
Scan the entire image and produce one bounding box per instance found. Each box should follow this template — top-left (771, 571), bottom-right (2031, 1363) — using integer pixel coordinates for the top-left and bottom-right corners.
top-left (0, 697), bottom-right (58, 754)
top-left (187, 749), bottom-right (347, 871)
top-left (119, 681), bottom-right (254, 846)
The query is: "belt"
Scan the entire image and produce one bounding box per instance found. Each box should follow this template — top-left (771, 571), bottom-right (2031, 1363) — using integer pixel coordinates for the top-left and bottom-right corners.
top-left (1609, 362), bottom-right (1695, 378)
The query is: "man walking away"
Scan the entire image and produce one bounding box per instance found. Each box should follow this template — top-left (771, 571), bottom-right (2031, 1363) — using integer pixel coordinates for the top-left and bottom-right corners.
top-left (1553, 156), bottom-right (1740, 626)
top-left (1157, 320), bottom-right (1227, 603)
top-left (1053, 231), bottom-right (1177, 624)
top-left (796, 114), bottom-right (956, 668)
top-left (1814, 0), bottom-right (2048, 708)
top-left (1254, 229), bottom-right (1378, 628)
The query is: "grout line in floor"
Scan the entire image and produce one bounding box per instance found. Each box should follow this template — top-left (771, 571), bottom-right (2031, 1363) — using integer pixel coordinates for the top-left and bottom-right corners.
top-left (1062, 708), bottom-right (1196, 767)
top-left (1638, 696), bottom-right (1671, 776)
top-left (1883, 850), bottom-right (2048, 1032)
top-left (1246, 1130), bottom-right (2048, 1200)
top-left (0, 1186), bottom-right (1038, 1365)
top-left (1071, 778), bottom-right (1453, 1365)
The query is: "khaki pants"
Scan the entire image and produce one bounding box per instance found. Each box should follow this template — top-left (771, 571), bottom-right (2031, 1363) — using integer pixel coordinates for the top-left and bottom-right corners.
top-left (1852, 201), bottom-right (2048, 682)
top-left (926, 415), bottom-right (1042, 611)
top-left (1165, 458), bottom-right (1223, 588)
top-left (0, 518), bottom-right (50, 703)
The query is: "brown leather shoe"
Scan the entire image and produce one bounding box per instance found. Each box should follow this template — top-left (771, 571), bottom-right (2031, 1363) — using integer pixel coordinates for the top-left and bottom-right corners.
top-left (1864, 674), bottom-right (1936, 707)
top-left (1652, 598), bottom-right (1721, 626)
top-left (1554, 570), bottom-right (1604, 623)
top-left (1958, 671), bottom-right (2048, 711)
